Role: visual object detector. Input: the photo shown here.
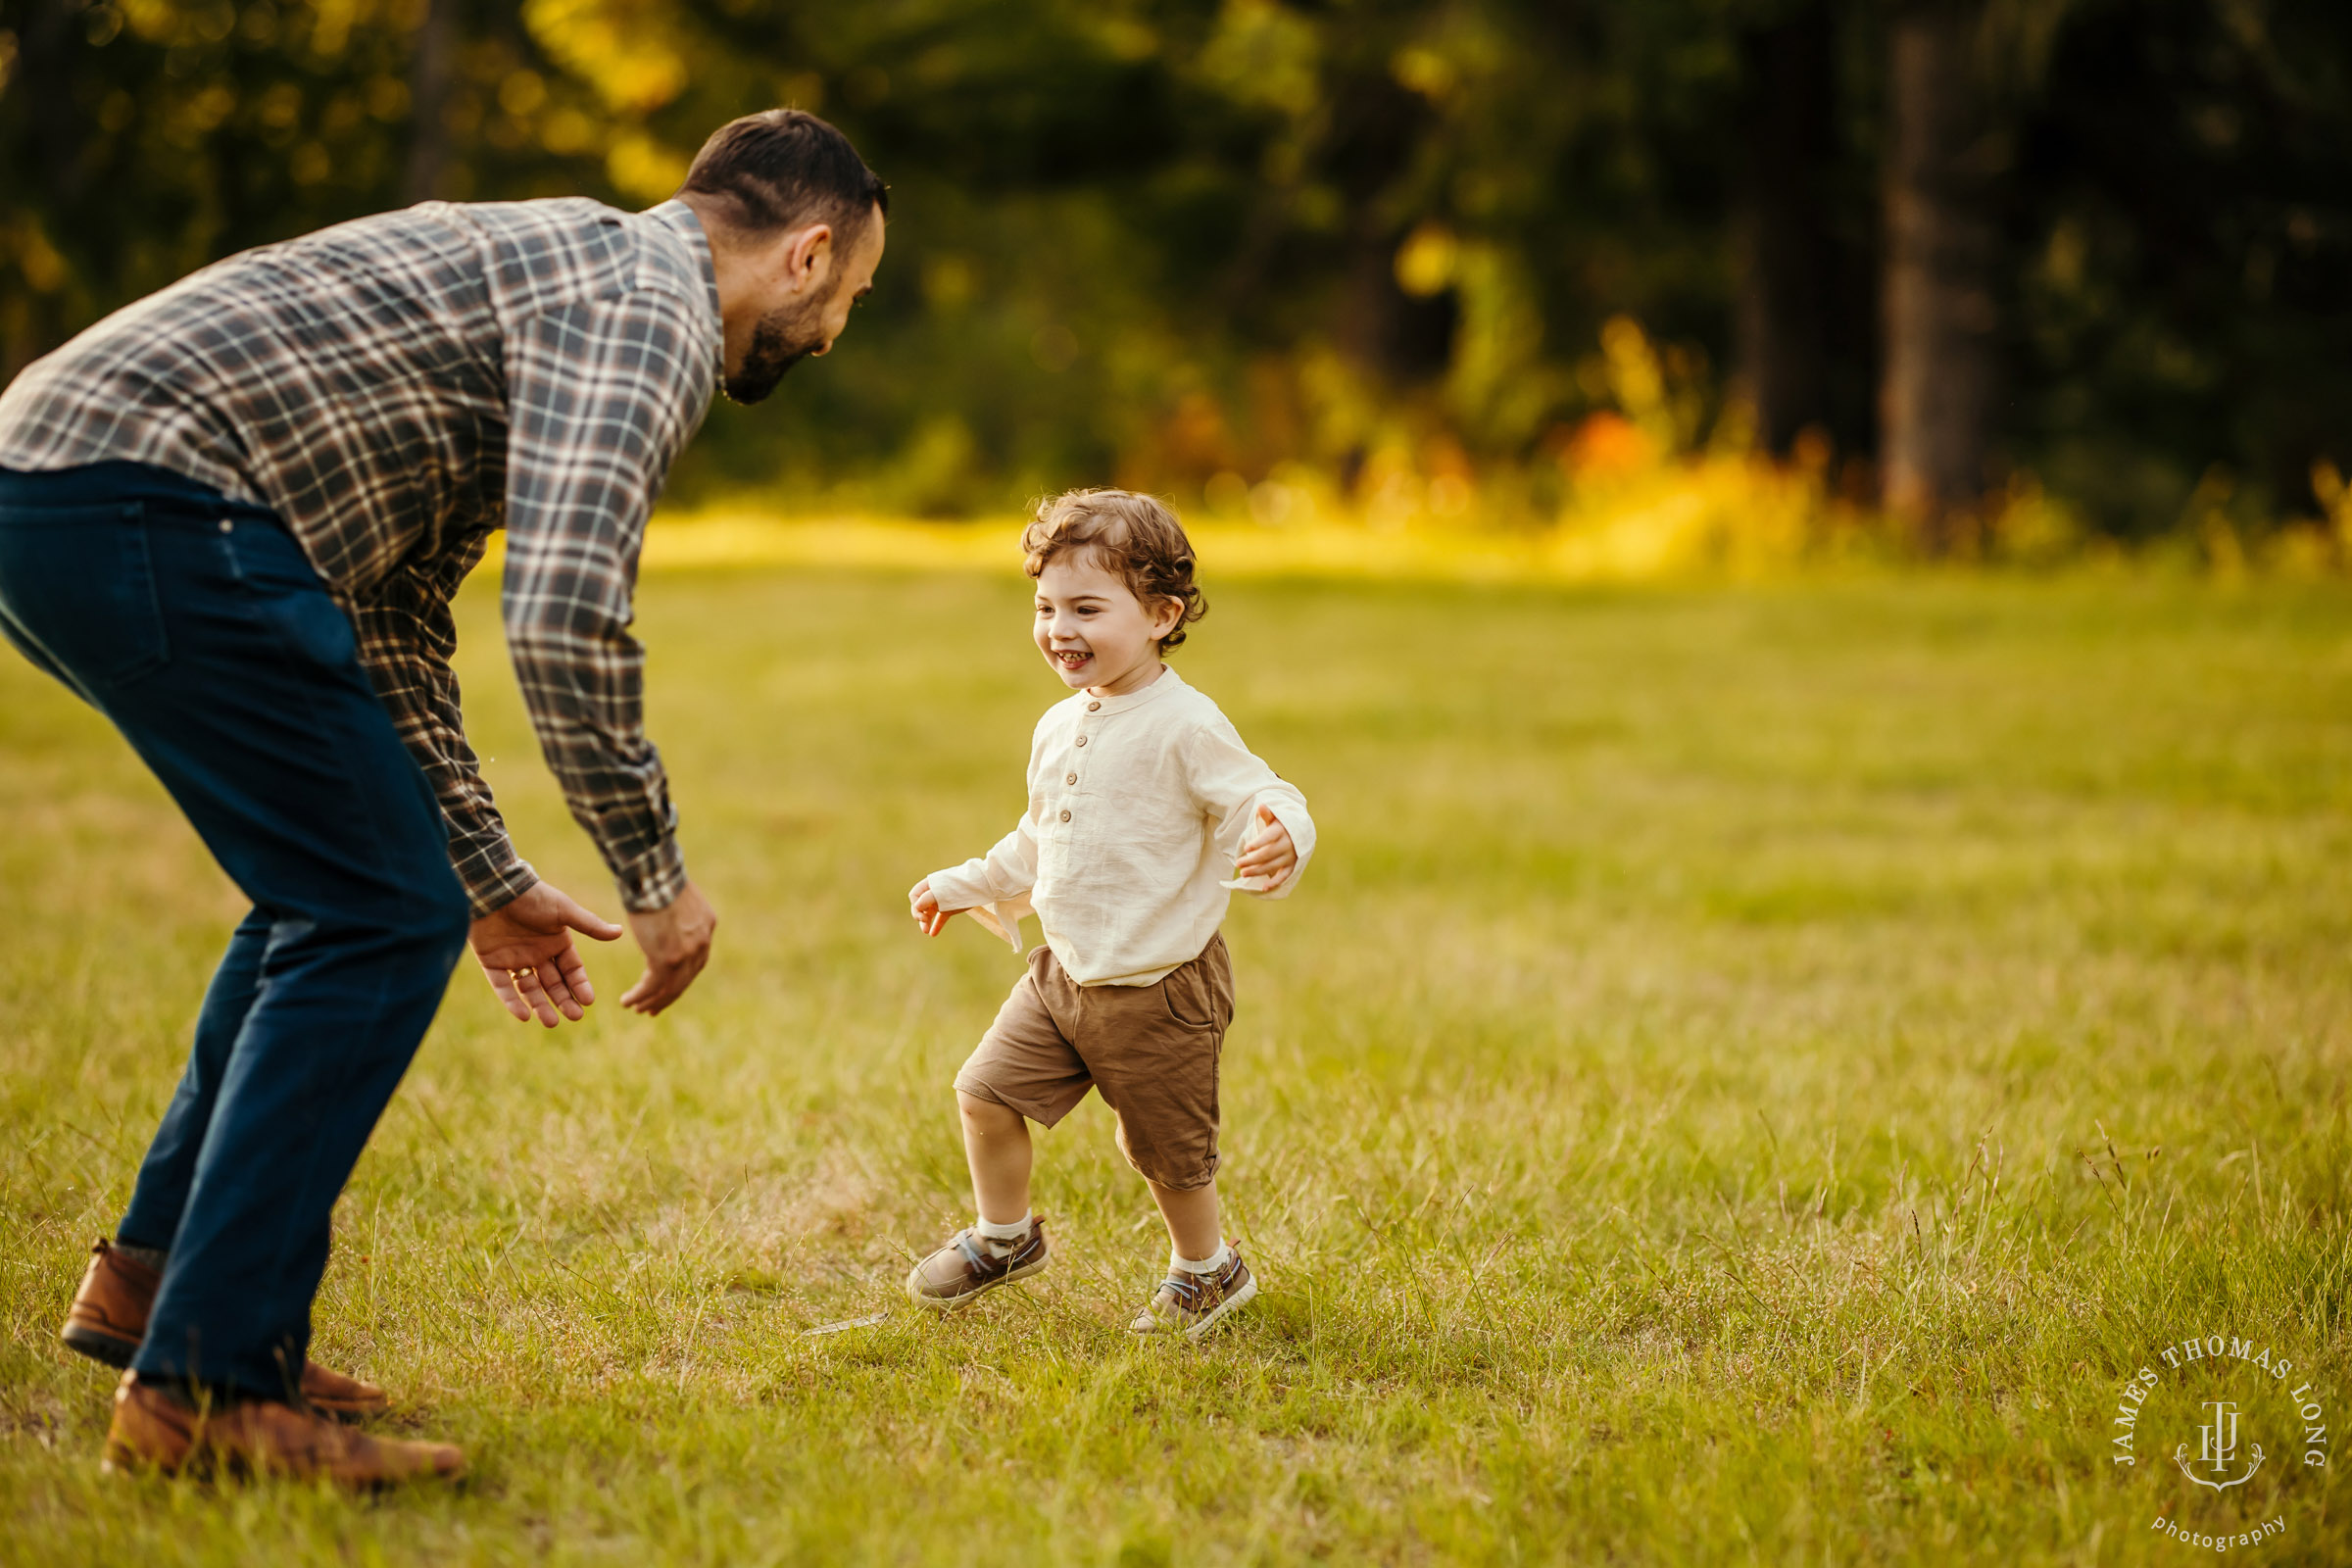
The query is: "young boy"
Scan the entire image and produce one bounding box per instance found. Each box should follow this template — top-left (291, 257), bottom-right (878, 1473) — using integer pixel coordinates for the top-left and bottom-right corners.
top-left (905, 488), bottom-right (1315, 1339)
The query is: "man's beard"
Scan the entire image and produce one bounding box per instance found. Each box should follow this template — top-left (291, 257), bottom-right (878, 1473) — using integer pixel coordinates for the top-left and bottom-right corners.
top-left (723, 297), bottom-right (827, 405)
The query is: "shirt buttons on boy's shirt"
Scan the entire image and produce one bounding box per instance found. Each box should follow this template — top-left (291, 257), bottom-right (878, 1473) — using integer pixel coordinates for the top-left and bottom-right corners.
top-left (1087, 701), bottom-right (1101, 710)
top-left (1064, 772), bottom-right (1077, 785)
top-left (1059, 809), bottom-right (1071, 822)
top-left (1075, 735), bottom-right (1087, 747)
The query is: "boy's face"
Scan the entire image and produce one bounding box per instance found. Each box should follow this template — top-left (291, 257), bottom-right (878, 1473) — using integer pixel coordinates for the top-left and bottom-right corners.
top-left (1032, 552), bottom-right (1183, 697)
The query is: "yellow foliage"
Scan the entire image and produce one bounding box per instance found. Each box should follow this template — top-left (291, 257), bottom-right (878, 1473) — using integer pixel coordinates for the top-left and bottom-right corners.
top-left (606, 131), bottom-right (690, 206)
top-left (613, 317), bottom-right (2332, 585)
top-left (524, 0), bottom-right (688, 114)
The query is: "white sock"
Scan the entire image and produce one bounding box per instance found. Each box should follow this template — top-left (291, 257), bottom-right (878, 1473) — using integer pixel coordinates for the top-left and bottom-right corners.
top-left (1171, 1242), bottom-right (1232, 1276)
top-left (973, 1211), bottom-right (1032, 1255)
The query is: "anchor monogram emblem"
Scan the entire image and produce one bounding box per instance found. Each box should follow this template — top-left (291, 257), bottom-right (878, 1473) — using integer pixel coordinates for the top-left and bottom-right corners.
top-left (2175, 1399), bottom-right (2266, 1492)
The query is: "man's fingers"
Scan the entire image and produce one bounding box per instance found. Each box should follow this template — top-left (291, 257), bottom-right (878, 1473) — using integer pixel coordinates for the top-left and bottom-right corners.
top-left (485, 965), bottom-right (533, 1023)
top-left (567, 909), bottom-right (625, 942)
top-left (555, 888), bottom-right (625, 942)
top-left (513, 967), bottom-right (561, 1028)
top-left (620, 966), bottom-right (678, 1014)
top-left (535, 962), bottom-right (585, 1022)
top-left (621, 944), bottom-right (710, 1015)
top-left (556, 944), bottom-right (597, 1006)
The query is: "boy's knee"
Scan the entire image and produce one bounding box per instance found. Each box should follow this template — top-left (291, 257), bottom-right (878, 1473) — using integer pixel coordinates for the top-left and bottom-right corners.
top-left (957, 1089), bottom-right (1025, 1137)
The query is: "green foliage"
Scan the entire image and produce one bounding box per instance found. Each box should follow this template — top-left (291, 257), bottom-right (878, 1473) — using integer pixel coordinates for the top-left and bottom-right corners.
top-left (3, 564), bottom-right (2351, 1558)
top-left (3, 0), bottom-right (2351, 533)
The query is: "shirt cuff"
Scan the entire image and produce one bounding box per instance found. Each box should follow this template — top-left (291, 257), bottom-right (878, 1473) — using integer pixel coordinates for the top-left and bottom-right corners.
top-left (925, 861), bottom-right (1011, 913)
top-left (613, 833), bottom-right (690, 913)
top-left (454, 840), bottom-right (541, 919)
top-left (1245, 799), bottom-right (1314, 900)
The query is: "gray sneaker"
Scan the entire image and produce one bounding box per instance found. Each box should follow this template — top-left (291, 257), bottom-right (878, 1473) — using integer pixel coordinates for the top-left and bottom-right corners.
top-left (905, 1217), bottom-right (1050, 1310)
top-left (1128, 1245), bottom-right (1257, 1339)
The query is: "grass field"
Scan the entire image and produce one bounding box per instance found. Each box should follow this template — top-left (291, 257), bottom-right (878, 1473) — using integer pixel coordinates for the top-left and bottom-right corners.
top-left (2, 562), bottom-right (2349, 1564)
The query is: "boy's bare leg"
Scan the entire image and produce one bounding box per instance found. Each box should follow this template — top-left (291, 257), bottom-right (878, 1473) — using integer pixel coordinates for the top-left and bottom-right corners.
top-left (1147, 1176), bottom-right (1222, 1261)
top-left (958, 1091), bottom-right (1033, 1224)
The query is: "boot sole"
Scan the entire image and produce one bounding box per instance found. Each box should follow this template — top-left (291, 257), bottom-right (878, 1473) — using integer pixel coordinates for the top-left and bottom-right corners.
top-left (71, 1324), bottom-right (384, 1421)
top-left (61, 1322), bottom-right (138, 1370)
top-left (906, 1253), bottom-right (1050, 1312)
top-left (101, 1443), bottom-right (456, 1488)
top-left (308, 1396), bottom-right (389, 1422)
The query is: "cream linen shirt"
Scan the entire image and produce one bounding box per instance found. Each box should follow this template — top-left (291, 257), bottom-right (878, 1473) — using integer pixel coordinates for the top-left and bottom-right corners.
top-left (924, 665), bottom-right (1315, 986)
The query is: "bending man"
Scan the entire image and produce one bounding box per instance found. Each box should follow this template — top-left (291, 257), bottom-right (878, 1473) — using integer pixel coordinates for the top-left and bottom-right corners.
top-left (0, 109), bottom-right (885, 1483)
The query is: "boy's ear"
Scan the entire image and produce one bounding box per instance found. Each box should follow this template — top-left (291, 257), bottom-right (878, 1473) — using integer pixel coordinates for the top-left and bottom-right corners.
top-left (1155, 595), bottom-right (1188, 635)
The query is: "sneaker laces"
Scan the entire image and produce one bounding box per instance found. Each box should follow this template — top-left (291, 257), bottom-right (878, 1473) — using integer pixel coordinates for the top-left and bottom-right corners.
top-left (1157, 1271), bottom-right (1206, 1312)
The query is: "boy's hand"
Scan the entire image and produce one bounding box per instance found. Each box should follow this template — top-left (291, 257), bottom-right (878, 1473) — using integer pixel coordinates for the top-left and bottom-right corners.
top-left (1233, 806), bottom-right (1298, 890)
top-left (909, 877), bottom-right (959, 937)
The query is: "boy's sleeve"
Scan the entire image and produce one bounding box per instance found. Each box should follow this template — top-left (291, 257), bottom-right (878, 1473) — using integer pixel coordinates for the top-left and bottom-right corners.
top-left (922, 713), bottom-right (1054, 947)
top-left (923, 819), bottom-right (1039, 951)
top-left (925, 816), bottom-right (1040, 913)
top-left (1187, 715), bottom-right (1316, 900)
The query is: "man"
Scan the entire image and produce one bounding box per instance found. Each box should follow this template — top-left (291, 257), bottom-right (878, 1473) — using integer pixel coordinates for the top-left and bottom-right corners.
top-left (0, 109), bottom-right (885, 1483)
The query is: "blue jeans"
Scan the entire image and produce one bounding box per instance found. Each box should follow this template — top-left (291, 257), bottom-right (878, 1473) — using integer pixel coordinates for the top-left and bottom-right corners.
top-left (0, 462), bottom-right (469, 1400)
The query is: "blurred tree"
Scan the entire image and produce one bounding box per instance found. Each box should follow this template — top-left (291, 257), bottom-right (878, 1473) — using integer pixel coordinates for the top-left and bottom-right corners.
top-left (1881, 0), bottom-right (1999, 544)
top-left (403, 0), bottom-right (457, 200)
top-left (1735, 1), bottom-right (1839, 460)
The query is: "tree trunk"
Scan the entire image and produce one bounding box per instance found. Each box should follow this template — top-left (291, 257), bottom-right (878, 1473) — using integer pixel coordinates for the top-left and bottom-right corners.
top-left (1880, 1), bottom-right (1999, 546)
top-left (1735, 5), bottom-right (1835, 458)
top-left (402, 0), bottom-right (457, 204)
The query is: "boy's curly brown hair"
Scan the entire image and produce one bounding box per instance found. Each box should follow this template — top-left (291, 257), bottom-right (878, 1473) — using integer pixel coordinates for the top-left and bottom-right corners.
top-left (1021, 489), bottom-right (1207, 652)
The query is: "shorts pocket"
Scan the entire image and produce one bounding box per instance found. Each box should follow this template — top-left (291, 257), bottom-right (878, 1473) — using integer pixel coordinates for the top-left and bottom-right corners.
top-left (1162, 959), bottom-right (1218, 1029)
top-left (0, 504), bottom-right (170, 688)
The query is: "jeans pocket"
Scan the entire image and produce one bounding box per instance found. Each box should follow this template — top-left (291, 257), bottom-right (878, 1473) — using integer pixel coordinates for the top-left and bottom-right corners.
top-left (0, 504), bottom-right (171, 689)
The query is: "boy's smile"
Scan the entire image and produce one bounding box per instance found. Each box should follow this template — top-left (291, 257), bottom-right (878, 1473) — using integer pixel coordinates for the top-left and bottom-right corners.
top-left (1033, 553), bottom-right (1185, 698)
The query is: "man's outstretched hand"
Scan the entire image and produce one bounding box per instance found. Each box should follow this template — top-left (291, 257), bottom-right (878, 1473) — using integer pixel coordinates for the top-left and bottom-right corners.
top-left (470, 881), bottom-right (626, 1028)
top-left (620, 880), bottom-right (716, 1016)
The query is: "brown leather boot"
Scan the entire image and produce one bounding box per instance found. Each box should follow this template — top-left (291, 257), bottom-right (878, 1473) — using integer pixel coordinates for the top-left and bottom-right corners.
top-left (104, 1373), bottom-right (462, 1486)
top-left (61, 1239), bottom-right (392, 1418)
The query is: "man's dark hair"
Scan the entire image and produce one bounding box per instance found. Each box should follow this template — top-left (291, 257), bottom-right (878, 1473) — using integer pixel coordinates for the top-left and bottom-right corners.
top-left (679, 109), bottom-right (888, 241)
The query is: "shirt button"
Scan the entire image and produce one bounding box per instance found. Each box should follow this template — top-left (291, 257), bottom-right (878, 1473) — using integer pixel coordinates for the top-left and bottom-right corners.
top-left (1087, 701), bottom-right (1102, 711)
top-left (1065, 772), bottom-right (1077, 784)
top-left (1075, 736), bottom-right (1087, 747)
top-left (1058, 809), bottom-right (1072, 822)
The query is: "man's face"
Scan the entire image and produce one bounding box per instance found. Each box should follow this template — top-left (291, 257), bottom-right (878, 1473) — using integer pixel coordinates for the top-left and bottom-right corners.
top-left (723, 206), bottom-right (885, 406)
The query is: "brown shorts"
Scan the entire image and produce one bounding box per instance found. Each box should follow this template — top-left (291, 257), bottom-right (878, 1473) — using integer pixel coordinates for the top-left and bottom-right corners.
top-left (955, 934), bottom-right (1235, 1191)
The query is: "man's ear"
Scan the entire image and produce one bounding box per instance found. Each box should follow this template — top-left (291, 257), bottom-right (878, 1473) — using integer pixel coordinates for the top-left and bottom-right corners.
top-left (779, 222), bottom-right (835, 292)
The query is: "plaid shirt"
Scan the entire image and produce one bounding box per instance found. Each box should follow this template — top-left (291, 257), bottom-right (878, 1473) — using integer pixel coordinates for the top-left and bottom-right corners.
top-left (0, 198), bottom-right (723, 915)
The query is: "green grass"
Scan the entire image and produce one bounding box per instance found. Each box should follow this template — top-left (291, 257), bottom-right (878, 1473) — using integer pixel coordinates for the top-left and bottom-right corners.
top-left (3, 565), bottom-right (2350, 1564)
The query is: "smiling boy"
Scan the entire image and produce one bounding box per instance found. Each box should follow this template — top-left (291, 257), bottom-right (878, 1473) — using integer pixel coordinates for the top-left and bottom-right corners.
top-left (906, 488), bottom-right (1315, 1338)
